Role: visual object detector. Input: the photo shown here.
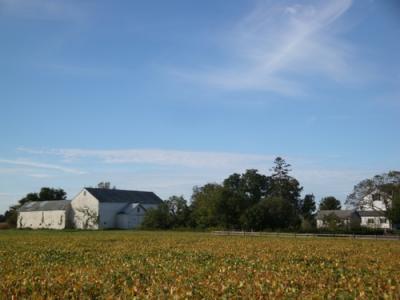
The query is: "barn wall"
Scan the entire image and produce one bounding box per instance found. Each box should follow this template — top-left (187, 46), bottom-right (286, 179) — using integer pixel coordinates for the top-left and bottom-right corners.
top-left (116, 205), bottom-right (147, 229)
top-left (125, 212), bottom-right (145, 229)
top-left (17, 210), bottom-right (67, 229)
top-left (71, 189), bottom-right (99, 229)
top-left (98, 202), bottom-right (128, 229)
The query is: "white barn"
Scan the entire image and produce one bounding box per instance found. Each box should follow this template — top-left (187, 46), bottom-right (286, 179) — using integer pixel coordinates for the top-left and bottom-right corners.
top-left (17, 188), bottom-right (162, 230)
top-left (71, 188), bottom-right (162, 229)
top-left (17, 200), bottom-right (71, 229)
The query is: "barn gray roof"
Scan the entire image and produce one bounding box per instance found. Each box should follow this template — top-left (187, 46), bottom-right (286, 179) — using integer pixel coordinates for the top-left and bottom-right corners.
top-left (85, 188), bottom-right (163, 204)
top-left (316, 210), bottom-right (358, 220)
top-left (18, 200), bottom-right (71, 212)
top-left (358, 210), bottom-right (386, 217)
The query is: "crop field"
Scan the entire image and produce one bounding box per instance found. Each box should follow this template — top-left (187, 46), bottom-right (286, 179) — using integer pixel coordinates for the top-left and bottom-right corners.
top-left (1, 231), bottom-right (400, 299)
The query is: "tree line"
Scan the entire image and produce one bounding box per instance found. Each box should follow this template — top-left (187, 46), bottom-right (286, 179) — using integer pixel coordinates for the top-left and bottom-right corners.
top-left (142, 159), bottom-right (400, 231)
top-left (142, 157), bottom-right (344, 231)
top-left (1, 158), bottom-right (399, 232)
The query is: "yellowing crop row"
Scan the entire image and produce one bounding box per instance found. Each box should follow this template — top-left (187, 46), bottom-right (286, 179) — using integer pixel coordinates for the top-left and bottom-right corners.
top-left (1, 231), bottom-right (399, 299)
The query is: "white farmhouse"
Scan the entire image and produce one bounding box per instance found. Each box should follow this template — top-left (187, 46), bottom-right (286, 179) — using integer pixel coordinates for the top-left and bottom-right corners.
top-left (17, 200), bottom-right (71, 229)
top-left (71, 188), bottom-right (162, 229)
top-left (357, 191), bottom-right (392, 230)
top-left (358, 210), bottom-right (391, 229)
top-left (316, 191), bottom-right (393, 230)
top-left (359, 192), bottom-right (388, 211)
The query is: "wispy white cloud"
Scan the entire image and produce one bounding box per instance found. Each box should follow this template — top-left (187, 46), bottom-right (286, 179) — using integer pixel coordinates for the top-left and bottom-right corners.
top-left (8, 147), bottom-right (388, 207)
top-left (0, 159), bottom-right (85, 175)
top-left (173, 0), bottom-right (356, 95)
top-left (17, 147), bottom-right (276, 169)
top-left (27, 173), bottom-right (53, 179)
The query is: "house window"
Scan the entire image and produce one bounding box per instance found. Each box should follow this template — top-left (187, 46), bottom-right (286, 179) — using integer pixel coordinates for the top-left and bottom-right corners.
top-left (137, 207), bottom-right (140, 213)
top-left (367, 218), bottom-right (375, 224)
top-left (380, 218), bottom-right (387, 224)
top-left (83, 191), bottom-right (87, 196)
top-left (372, 193), bottom-right (381, 201)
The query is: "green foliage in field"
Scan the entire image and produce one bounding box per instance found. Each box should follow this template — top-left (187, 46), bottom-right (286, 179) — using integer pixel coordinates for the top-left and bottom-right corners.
top-left (1, 231), bottom-right (399, 299)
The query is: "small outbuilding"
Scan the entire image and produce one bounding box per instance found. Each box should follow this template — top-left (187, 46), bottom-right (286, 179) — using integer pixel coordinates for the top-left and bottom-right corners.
top-left (316, 210), bottom-right (361, 229)
top-left (17, 200), bottom-right (71, 229)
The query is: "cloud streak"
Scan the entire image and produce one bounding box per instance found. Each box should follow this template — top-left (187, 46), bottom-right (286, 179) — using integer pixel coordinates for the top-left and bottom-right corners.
top-left (173, 0), bottom-right (355, 95)
top-left (0, 159), bottom-right (85, 175)
top-left (8, 147), bottom-right (387, 207)
top-left (17, 147), bottom-right (276, 169)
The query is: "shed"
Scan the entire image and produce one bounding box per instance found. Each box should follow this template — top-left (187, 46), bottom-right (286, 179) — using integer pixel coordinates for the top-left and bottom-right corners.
top-left (316, 210), bottom-right (360, 229)
top-left (17, 200), bottom-right (71, 229)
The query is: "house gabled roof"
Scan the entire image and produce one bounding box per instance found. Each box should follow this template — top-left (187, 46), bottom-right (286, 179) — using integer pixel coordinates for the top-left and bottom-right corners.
top-left (316, 210), bottom-right (358, 220)
top-left (18, 200), bottom-right (71, 212)
top-left (85, 188), bottom-right (162, 205)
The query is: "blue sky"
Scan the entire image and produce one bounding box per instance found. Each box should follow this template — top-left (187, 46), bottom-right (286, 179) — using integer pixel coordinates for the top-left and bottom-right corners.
top-left (0, 0), bottom-right (399, 213)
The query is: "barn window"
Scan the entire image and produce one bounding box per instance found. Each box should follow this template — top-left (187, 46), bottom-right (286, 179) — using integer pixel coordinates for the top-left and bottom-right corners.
top-left (372, 193), bottom-right (381, 201)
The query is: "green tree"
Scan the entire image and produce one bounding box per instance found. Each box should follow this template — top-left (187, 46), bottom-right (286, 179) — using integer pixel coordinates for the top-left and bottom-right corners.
top-left (38, 188), bottom-right (67, 201)
top-left (322, 213), bottom-right (342, 231)
top-left (141, 202), bottom-right (172, 229)
top-left (386, 187), bottom-right (400, 227)
top-left (241, 196), bottom-right (299, 231)
top-left (224, 169), bottom-right (268, 206)
top-left (300, 194), bottom-right (316, 220)
top-left (266, 157), bottom-right (303, 212)
top-left (220, 169), bottom-right (269, 229)
top-left (165, 195), bottom-right (191, 228)
top-left (319, 196), bottom-right (341, 210)
top-left (271, 157), bottom-right (291, 178)
top-left (190, 184), bottom-right (224, 229)
top-left (4, 209), bottom-right (18, 227)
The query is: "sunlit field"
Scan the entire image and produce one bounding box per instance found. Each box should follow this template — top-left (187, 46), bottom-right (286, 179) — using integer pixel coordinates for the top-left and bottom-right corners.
top-left (1, 231), bottom-right (399, 299)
